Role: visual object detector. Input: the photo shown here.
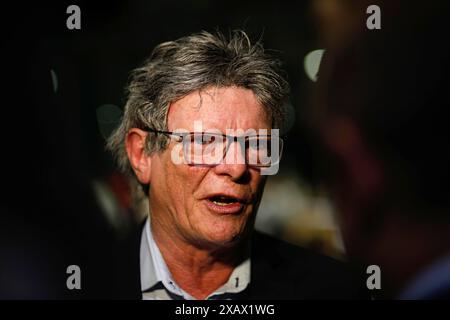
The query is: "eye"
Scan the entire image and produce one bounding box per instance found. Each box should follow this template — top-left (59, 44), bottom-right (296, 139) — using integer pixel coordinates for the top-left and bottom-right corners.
top-left (194, 134), bottom-right (216, 145)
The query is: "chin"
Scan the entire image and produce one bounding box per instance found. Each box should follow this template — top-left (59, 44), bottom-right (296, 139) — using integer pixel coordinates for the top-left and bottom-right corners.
top-left (201, 224), bottom-right (246, 248)
top-left (193, 207), bottom-right (254, 248)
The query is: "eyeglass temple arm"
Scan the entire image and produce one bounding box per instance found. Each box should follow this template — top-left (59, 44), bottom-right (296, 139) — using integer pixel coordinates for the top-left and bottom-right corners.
top-left (143, 127), bottom-right (186, 140)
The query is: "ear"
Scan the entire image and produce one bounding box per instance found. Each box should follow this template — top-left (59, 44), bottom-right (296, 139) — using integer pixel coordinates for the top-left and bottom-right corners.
top-left (125, 128), bottom-right (152, 185)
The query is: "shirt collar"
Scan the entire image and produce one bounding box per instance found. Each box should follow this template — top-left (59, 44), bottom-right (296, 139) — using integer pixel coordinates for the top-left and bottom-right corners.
top-left (140, 218), bottom-right (251, 300)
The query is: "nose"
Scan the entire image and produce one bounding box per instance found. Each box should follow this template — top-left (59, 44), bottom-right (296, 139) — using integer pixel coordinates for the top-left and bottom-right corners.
top-left (213, 141), bottom-right (248, 181)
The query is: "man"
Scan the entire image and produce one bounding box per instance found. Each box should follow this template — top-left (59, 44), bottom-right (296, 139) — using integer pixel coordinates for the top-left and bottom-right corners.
top-left (311, 1), bottom-right (450, 299)
top-left (107, 30), bottom-right (366, 299)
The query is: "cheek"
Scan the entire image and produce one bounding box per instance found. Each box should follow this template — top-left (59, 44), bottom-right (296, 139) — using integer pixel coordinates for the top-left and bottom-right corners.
top-left (251, 172), bottom-right (266, 196)
top-left (152, 152), bottom-right (185, 207)
top-left (161, 154), bottom-right (208, 206)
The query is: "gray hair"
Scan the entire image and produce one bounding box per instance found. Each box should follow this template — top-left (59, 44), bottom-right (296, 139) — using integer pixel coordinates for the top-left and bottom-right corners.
top-left (107, 30), bottom-right (290, 191)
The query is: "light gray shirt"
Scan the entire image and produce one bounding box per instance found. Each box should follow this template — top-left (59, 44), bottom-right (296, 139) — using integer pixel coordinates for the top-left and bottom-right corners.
top-left (140, 218), bottom-right (250, 300)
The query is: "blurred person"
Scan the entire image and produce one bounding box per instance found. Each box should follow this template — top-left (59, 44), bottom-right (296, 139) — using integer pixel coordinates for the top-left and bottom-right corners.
top-left (311, 0), bottom-right (450, 299)
top-left (106, 30), bottom-right (366, 300)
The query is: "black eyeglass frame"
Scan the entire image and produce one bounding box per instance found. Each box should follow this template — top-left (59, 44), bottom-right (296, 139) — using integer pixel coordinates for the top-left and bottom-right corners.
top-left (143, 127), bottom-right (284, 168)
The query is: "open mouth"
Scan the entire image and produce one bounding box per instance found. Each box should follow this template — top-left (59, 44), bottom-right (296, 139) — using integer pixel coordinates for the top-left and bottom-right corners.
top-left (209, 195), bottom-right (241, 206)
top-left (204, 194), bottom-right (246, 214)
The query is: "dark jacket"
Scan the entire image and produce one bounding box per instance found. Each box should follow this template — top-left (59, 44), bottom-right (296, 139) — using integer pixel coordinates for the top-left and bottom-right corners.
top-left (103, 223), bottom-right (368, 300)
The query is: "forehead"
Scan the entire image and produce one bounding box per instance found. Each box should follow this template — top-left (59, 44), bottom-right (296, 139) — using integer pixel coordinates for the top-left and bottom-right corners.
top-left (167, 86), bottom-right (271, 131)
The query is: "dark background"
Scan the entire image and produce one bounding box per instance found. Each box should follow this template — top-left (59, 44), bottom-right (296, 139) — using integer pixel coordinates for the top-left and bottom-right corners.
top-left (0, 1), bottom-right (329, 298)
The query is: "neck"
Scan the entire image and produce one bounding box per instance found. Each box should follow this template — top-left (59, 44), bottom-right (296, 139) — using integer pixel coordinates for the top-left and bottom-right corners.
top-left (150, 218), bottom-right (248, 300)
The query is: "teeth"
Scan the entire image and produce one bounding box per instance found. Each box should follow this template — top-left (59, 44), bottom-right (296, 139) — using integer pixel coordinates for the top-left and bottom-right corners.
top-left (212, 200), bottom-right (229, 206)
top-left (210, 196), bottom-right (239, 206)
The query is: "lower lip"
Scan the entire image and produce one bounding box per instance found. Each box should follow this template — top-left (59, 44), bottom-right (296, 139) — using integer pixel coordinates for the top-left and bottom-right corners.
top-left (204, 199), bottom-right (245, 215)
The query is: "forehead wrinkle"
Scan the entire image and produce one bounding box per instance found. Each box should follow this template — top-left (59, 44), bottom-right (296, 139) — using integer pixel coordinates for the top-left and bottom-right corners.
top-left (168, 87), bottom-right (271, 132)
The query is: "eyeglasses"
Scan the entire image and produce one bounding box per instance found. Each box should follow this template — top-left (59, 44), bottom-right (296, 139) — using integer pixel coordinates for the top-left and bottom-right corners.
top-left (144, 127), bottom-right (283, 168)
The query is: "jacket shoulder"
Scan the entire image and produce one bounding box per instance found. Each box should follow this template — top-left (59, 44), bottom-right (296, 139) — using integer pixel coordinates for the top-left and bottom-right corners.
top-left (249, 231), bottom-right (369, 299)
